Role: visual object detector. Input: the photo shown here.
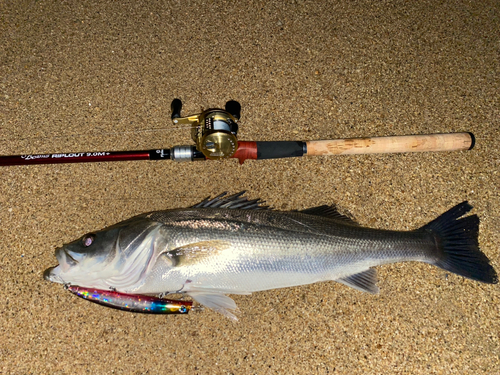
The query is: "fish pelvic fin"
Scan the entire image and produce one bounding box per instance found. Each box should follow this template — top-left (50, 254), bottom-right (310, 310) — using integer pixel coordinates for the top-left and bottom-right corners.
top-left (187, 291), bottom-right (241, 321)
top-left (336, 268), bottom-right (379, 294)
top-left (422, 201), bottom-right (498, 284)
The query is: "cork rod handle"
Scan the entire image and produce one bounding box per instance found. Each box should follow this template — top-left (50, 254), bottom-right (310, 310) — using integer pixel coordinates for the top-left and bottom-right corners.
top-left (305, 132), bottom-right (474, 156)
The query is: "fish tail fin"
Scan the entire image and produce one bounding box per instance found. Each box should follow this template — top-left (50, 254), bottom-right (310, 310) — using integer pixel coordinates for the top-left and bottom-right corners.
top-left (421, 201), bottom-right (497, 284)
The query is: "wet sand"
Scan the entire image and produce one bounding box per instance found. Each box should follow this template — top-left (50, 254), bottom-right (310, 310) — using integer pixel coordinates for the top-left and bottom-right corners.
top-left (1, 0), bottom-right (499, 373)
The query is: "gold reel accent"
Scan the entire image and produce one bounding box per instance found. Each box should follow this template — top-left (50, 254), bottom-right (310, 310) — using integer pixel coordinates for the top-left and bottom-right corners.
top-left (200, 131), bottom-right (238, 159)
top-left (173, 109), bottom-right (238, 160)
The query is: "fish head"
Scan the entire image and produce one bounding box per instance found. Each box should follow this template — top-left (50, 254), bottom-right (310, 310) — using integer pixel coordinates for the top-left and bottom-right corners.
top-left (44, 216), bottom-right (162, 290)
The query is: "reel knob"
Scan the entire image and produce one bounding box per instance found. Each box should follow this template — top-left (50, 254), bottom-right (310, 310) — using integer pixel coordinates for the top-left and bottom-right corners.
top-left (171, 99), bottom-right (182, 120)
top-left (225, 100), bottom-right (241, 120)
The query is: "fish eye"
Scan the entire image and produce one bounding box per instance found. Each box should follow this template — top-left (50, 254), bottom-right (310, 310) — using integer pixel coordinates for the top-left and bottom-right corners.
top-left (82, 233), bottom-right (96, 247)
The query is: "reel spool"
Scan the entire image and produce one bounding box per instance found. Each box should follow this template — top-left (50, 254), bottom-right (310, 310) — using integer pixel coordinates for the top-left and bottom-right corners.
top-left (170, 99), bottom-right (240, 161)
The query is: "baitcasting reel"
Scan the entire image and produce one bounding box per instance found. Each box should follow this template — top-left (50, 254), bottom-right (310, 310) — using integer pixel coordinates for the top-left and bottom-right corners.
top-left (169, 99), bottom-right (241, 161)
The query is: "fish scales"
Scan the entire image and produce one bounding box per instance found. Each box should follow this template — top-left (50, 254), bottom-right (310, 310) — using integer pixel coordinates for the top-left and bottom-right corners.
top-left (44, 192), bottom-right (497, 320)
top-left (148, 208), bottom-right (434, 271)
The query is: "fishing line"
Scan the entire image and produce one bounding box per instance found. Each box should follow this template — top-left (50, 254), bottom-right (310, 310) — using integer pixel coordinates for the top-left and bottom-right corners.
top-left (0, 125), bottom-right (196, 145)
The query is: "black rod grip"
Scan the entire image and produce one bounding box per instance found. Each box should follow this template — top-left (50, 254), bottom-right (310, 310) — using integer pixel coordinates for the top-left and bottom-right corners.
top-left (255, 141), bottom-right (305, 160)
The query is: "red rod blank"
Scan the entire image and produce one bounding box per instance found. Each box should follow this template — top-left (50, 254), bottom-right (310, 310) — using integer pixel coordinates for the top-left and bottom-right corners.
top-left (0, 150), bottom-right (152, 166)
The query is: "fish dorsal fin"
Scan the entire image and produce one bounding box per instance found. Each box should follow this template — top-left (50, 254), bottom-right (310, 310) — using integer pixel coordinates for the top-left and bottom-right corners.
top-left (336, 268), bottom-right (379, 294)
top-left (163, 240), bottom-right (231, 267)
top-left (300, 205), bottom-right (359, 226)
top-left (192, 191), bottom-right (269, 210)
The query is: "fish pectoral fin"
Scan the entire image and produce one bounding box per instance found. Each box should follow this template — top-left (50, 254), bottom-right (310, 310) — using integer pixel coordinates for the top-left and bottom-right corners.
top-left (187, 291), bottom-right (241, 321)
top-left (163, 240), bottom-right (232, 267)
top-left (336, 268), bottom-right (379, 294)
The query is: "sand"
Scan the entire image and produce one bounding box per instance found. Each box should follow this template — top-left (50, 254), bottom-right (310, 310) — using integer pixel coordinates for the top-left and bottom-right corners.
top-left (0, 0), bottom-right (499, 373)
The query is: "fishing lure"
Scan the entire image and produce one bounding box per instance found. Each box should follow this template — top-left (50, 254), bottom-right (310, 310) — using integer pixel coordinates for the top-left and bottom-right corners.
top-left (65, 285), bottom-right (192, 314)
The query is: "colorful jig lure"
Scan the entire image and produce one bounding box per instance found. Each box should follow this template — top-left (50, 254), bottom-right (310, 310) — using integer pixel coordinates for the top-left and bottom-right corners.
top-left (65, 285), bottom-right (192, 314)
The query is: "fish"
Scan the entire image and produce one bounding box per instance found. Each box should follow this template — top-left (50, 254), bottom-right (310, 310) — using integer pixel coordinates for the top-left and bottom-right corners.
top-left (65, 285), bottom-right (192, 314)
top-left (44, 192), bottom-right (498, 320)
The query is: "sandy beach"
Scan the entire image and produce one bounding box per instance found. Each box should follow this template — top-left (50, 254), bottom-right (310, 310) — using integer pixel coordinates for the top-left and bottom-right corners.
top-left (1, 0), bottom-right (499, 373)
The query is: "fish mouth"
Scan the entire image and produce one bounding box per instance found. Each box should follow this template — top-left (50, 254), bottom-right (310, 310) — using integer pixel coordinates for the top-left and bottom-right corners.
top-left (45, 246), bottom-right (73, 283)
top-left (43, 265), bottom-right (63, 283)
top-left (57, 247), bottom-right (79, 265)
top-left (63, 248), bottom-right (79, 264)
top-left (54, 247), bottom-right (79, 273)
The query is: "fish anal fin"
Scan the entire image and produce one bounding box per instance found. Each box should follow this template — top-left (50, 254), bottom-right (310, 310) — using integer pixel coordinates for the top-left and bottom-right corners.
top-left (300, 205), bottom-right (359, 226)
top-left (165, 240), bottom-right (231, 267)
top-left (187, 291), bottom-right (240, 321)
top-left (337, 268), bottom-right (379, 294)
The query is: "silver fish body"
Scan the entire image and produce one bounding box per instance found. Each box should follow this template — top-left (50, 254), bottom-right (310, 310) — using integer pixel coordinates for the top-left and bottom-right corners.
top-left (44, 193), bottom-right (498, 319)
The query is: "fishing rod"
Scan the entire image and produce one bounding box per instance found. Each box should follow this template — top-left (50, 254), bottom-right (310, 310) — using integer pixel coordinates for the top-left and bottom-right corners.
top-left (0, 99), bottom-right (474, 167)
